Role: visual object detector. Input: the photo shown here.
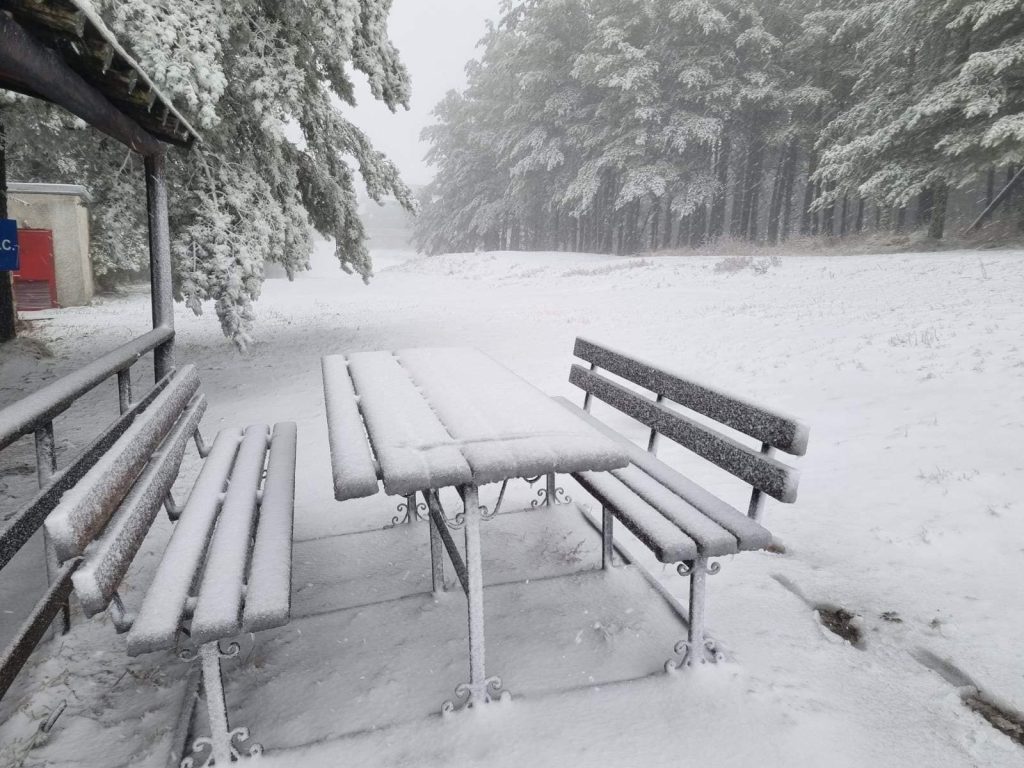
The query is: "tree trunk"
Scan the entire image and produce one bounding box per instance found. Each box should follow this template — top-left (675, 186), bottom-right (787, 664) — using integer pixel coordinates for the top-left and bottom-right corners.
top-left (855, 198), bottom-right (865, 234)
top-left (822, 184), bottom-right (835, 236)
top-left (649, 197), bottom-right (660, 251)
top-left (730, 140), bottom-right (747, 237)
top-left (839, 193), bottom-right (849, 237)
top-left (710, 134), bottom-right (730, 239)
top-left (0, 116), bottom-right (15, 342)
top-left (767, 150), bottom-right (784, 245)
top-left (740, 135), bottom-right (764, 241)
top-left (801, 152), bottom-right (818, 236)
top-left (661, 195), bottom-right (674, 249)
top-left (928, 182), bottom-right (948, 239)
top-left (690, 204), bottom-right (707, 247)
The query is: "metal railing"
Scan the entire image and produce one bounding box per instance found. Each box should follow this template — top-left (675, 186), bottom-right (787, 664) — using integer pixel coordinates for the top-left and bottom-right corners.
top-left (0, 328), bottom-right (173, 699)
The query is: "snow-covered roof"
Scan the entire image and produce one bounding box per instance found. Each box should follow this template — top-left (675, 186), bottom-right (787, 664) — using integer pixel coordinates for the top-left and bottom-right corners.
top-left (0, 0), bottom-right (200, 147)
top-left (7, 182), bottom-right (92, 202)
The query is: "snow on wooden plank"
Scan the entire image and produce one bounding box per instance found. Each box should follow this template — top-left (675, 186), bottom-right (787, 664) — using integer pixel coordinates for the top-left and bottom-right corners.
top-left (44, 365), bottom-right (201, 562)
top-left (396, 347), bottom-right (628, 484)
top-left (243, 422), bottom-right (297, 633)
top-left (346, 351), bottom-right (471, 495)
top-left (321, 356), bottom-right (380, 501)
top-left (73, 394), bottom-right (207, 617)
top-left (574, 337), bottom-right (810, 456)
top-left (569, 365), bottom-right (800, 502)
top-left (574, 470), bottom-right (699, 563)
top-left (190, 425), bottom-right (269, 645)
top-left (553, 398), bottom-right (773, 551)
top-left (127, 428), bottom-right (242, 656)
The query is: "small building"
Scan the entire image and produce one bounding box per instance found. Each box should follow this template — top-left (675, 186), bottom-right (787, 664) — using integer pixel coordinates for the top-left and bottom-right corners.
top-left (7, 182), bottom-right (93, 308)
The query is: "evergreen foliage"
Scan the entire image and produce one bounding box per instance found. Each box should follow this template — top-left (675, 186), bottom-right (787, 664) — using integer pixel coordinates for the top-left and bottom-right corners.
top-left (416, 0), bottom-right (1024, 254)
top-left (3, 0), bottom-right (414, 348)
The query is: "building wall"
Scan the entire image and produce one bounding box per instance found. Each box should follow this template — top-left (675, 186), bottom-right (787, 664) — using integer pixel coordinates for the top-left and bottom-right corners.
top-left (7, 183), bottom-right (93, 307)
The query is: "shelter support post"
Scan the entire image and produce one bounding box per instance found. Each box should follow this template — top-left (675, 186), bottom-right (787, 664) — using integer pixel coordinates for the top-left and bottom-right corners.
top-left (145, 153), bottom-right (174, 380)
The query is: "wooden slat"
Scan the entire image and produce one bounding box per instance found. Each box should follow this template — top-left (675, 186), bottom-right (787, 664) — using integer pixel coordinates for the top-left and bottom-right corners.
top-left (0, 373), bottom-right (170, 572)
top-left (321, 356), bottom-right (380, 501)
top-left (396, 347), bottom-right (627, 484)
top-left (611, 465), bottom-right (740, 556)
top-left (44, 365), bottom-right (201, 562)
top-left (127, 428), bottom-right (243, 656)
top-left (554, 398), bottom-right (774, 549)
top-left (190, 425), bottom-right (268, 645)
top-left (347, 351), bottom-right (471, 496)
top-left (0, 558), bottom-right (80, 700)
top-left (569, 365), bottom-right (800, 502)
top-left (72, 394), bottom-right (207, 617)
top-left (574, 471), bottom-right (699, 563)
top-left (573, 337), bottom-right (809, 456)
top-left (243, 422), bottom-right (297, 633)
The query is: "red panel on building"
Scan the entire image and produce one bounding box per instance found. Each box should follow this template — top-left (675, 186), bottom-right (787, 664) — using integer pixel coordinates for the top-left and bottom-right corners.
top-left (13, 228), bottom-right (57, 311)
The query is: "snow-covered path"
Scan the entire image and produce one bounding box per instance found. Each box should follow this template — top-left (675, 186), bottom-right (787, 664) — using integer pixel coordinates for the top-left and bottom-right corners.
top-left (1, 247), bottom-right (1022, 766)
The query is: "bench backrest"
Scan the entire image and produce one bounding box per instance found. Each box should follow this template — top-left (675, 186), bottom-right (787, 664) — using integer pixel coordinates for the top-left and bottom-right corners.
top-left (569, 337), bottom-right (808, 506)
top-left (44, 365), bottom-right (206, 617)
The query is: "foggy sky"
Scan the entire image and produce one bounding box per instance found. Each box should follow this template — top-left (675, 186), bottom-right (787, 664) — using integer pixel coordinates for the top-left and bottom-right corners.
top-left (347, 0), bottom-right (504, 190)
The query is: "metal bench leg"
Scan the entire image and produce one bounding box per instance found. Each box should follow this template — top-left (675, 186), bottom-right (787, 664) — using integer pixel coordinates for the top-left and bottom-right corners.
top-left (180, 642), bottom-right (262, 767)
top-left (665, 557), bottom-right (724, 672)
top-left (601, 505), bottom-right (614, 569)
top-left (443, 486), bottom-right (510, 713)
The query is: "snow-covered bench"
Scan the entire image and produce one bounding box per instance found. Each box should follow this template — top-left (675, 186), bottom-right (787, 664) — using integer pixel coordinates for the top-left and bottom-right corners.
top-left (42, 364), bottom-right (297, 766)
top-left (555, 337), bottom-right (809, 670)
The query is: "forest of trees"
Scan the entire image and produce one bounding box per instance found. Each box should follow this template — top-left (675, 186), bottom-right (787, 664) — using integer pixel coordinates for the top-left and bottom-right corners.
top-left (415, 0), bottom-right (1024, 256)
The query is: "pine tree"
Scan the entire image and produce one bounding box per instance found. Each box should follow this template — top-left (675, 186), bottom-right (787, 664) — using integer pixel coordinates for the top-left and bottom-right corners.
top-left (6, 0), bottom-right (414, 348)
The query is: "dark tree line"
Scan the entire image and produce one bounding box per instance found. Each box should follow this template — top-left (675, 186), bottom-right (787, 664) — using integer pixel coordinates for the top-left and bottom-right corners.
top-left (415, 0), bottom-right (1024, 255)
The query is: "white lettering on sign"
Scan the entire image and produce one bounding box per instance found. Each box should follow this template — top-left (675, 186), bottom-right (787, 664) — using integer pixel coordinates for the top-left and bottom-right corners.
top-left (0, 239), bottom-right (12, 251)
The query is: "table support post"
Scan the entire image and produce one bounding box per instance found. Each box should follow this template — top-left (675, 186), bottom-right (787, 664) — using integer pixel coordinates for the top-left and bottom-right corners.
top-left (602, 505), bottom-right (614, 569)
top-left (442, 485), bottom-right (510, 713)
top-left (464, 487), bottom-right (486, 689)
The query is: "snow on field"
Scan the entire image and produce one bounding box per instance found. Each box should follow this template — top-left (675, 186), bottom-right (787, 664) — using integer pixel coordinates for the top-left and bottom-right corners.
top-left (1, 245), bottom-right (1023, 767)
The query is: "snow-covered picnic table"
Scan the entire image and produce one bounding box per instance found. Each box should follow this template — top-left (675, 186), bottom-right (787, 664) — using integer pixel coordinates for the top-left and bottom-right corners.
top-left (321, 347), bottom-right (628, 709)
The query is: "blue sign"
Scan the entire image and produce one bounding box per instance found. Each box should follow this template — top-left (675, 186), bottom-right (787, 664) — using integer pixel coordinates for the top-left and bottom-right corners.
top-left (0, 220), bottom-right (18, 271)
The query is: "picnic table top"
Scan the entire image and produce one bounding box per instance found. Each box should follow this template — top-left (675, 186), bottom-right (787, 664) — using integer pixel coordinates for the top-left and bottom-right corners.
top-left (322, 347), bottom-right (629, 499)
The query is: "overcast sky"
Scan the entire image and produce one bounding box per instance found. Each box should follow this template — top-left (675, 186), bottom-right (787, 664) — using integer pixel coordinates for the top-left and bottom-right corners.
top-left (347, 0), bottom-right (504, 189)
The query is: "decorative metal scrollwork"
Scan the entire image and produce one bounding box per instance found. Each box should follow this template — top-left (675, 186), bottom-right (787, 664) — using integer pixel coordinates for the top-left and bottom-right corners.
top-left (178, 640), bottom-right (239, 664)
top-left (441, 675), bottom-right (511, 714)
top-left (388, 500), bottom-right (429, 527)
top-left (181, 728), bottom-right (263, 768)
top-left (664, 638), bottom-right (723, 672)
top-left (676, 560), bottom-right (720, 577)
top-left (531, 486), bottom-right (571, 507)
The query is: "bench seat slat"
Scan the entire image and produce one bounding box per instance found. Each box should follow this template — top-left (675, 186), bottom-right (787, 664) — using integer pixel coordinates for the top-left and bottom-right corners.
top-left (322, 357), bottom-right (380, 501)
top-left (243, 422), bottom-right (297, 634)
top-left (574, 337), bottom-right (809, 456)
top-left (574, 471), bottom-right (699, 562)
top-left (190, 425), bottom-right (269, 645)
top-left (73, 394), bottom-right (207, 617)
top-left (45, 365), bottom-right (201, 562)
top-left (554, 397), bottom-right (773, 550)
top-left (610, 465), bottom-right (740, 556)
top-left (127, 428), bottom-right (243, 656)
top-left (569, 365), bottom-right (800, 503)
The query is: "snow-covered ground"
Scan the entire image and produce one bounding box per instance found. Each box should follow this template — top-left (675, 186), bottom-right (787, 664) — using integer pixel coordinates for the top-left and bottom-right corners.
top-left (1, 246), bottom-right (1022, 767)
